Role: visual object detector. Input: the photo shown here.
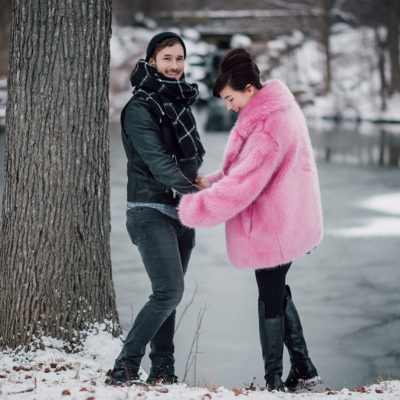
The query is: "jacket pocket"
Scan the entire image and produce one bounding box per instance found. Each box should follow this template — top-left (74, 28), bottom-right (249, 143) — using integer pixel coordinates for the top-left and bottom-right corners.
top-left (241, 204), bottom-right (253, 234)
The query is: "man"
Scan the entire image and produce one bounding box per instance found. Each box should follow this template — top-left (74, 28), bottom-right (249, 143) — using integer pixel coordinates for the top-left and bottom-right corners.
top-left (106, 32), bottom-right (208, 385)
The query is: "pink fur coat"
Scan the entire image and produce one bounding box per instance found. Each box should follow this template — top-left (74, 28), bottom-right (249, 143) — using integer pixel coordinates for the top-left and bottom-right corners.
top-left (179, 80), bottom-right (323, 269)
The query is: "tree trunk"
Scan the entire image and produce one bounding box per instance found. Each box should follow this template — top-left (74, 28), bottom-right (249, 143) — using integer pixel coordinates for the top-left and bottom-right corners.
top-left (387, 0), bottom-right (400, 94)
top-left (0, 0), bottom-right (121, 351)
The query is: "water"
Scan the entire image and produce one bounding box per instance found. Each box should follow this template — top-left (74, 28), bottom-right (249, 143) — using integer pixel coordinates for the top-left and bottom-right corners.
top-left (1, 115), bottom-right (399, 390)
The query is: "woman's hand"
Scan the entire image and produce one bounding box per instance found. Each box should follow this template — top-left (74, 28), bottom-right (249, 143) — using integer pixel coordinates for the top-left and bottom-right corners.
top-left (195, 173), bottom-right (212, 190)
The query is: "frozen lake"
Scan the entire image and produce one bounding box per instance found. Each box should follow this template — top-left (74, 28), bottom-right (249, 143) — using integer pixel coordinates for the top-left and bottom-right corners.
top-left (0, 114), bottom-right (399, 390)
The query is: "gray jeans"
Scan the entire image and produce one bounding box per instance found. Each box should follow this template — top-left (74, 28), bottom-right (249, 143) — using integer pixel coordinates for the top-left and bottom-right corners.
top-left (115, 207), bottom-right (195, 373)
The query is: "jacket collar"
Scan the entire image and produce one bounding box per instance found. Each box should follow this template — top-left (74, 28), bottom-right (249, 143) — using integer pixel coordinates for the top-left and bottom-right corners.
top-left (221, 80), bottom-right (293, 174)
top-left (233, 79), bottom-right (294, 139)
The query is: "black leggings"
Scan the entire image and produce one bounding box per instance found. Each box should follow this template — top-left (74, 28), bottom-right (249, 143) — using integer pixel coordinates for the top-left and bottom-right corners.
top-left (255, 262), bottom-right (291, 318)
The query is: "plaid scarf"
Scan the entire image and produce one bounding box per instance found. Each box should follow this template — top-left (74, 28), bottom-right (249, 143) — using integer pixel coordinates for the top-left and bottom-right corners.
top-left (130, 59), bottom-right (205, 181)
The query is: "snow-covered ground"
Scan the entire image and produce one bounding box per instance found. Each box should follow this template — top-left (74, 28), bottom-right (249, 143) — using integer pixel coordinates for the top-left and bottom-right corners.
top-left (1, 330), bottom-right (399, 399)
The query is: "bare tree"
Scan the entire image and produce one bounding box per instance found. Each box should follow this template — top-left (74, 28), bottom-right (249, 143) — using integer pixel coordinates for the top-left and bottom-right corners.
top-left (387, 0), bottom-right (400, 94)
top-left (375, 24), bottom-right (388, 110)
top-left (0, 0), bottom-right (121, 350)
top-left (316, 0), bottom-right (335, 93)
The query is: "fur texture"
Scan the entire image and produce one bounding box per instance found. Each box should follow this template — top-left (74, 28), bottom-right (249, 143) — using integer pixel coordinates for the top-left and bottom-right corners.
top-left (179, 80), bottom-right (323, 269)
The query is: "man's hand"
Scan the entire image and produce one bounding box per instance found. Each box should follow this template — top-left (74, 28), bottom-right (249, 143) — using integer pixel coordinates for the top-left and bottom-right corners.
top-left (195, 173), bottom-right (211, 190)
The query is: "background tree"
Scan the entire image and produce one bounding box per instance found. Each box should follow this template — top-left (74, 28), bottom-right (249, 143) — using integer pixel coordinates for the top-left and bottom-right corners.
top-left (0, 0), bottom-right (121, 350)
top-left (387, 0), bottom-right (400, 94)
top-left (316, 0), bottom-right (336, 93)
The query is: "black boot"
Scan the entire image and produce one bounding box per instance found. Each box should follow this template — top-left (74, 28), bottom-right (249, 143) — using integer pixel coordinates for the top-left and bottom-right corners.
top-left (258, 300), bottom-right (286, 391)
top-left (284, 285), bottom-right (320, 391)
top-left (147, 311), bottom-right (178, 384)
top-left (105, 362), bottom-right (142, 386)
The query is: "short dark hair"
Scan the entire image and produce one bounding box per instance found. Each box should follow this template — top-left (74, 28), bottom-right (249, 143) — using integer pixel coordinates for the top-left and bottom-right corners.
top-left (150, 38), bottom-right (184, 61)
top-left (213, 48), bottom-right (262, 98)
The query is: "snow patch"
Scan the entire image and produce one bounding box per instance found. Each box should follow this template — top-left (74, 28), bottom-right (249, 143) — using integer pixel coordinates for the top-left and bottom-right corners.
top-left (1, 328), bottom-right (399, 399)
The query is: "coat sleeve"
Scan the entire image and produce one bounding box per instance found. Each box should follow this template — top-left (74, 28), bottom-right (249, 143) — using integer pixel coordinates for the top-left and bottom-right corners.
top-left (124, 100), bottom-right (199, 195)
top-left (206, 169), bottom-right (224, 184)
top-left (179, 128), bottom-right (280, 227)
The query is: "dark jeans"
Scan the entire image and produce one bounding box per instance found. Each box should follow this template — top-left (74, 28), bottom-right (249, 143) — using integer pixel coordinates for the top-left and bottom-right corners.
top-left (116, 207), bottom-right (195, 372)
top-left (255, 263), bottom-right (292, 318)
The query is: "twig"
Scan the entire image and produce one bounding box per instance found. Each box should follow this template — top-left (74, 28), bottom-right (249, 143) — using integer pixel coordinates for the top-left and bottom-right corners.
top-left (183, 303), bottom-right (209, 383)
top-left (7, 378), bottom-right (37, 395)
top-left (245, 377), bottom-right (257, 391)
top-left (175, 281), bottom-right (201, 333)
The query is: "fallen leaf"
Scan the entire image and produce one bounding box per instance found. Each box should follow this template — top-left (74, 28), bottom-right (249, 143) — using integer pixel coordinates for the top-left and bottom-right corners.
top-left (202, 394), bottom-right (212, 399)
top-left (232, 388), bottom-right (242, 396)
top-left (80, 388), bottom-right (88, 392)
top-left (44, 368), bottom-right (51, 373)
top-left (357, 386), bottom-right (367, 393)
top-left (62, 389), bottom-right (71, 395)
top-left (156, 388), bottom-right (169, 393)
top-left (0, 375), bottom-right (6, 379)
top-left (25, 375), bottom-right (32, 379)
top-left (91, 380), bottom-right (97, 386)
top-left (375, 389), bottom-right (383, 393)
top-left (50, 363), bottom-right (57, 369)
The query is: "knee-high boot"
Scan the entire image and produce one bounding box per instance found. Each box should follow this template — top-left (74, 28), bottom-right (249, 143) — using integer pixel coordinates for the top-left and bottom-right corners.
top-left (258, 300), bottom-right (286, 391)
top-left (284, 285), bottom-right (320, 390)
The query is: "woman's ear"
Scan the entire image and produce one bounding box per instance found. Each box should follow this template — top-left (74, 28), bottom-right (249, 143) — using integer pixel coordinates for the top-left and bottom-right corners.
top-left (148, 57), bottom-right (155, 66)
top-left (245, 84), bottom-right (255, 95)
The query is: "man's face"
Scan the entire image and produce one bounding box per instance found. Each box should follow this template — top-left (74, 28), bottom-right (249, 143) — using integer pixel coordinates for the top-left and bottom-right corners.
top-left (149, 43), bottom-right (185, 80)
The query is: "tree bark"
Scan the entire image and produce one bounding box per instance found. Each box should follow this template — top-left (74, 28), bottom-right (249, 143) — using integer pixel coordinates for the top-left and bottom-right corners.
top-left (0, 0), bottom-right (121, 350)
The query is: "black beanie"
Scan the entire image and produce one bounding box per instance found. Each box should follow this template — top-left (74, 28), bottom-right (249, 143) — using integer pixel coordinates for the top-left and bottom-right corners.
top-left (145, 32), bottom-right (187, 62)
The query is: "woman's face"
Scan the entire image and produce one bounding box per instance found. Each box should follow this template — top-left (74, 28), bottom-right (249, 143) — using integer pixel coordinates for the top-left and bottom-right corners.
top-left (219, 84), bottom-right (258, 114)
top-left (149, 43), bottom-right (185, 80)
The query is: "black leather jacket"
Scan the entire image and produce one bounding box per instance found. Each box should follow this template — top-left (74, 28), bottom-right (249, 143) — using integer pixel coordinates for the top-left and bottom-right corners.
top-left (121, 96), bottom-right (200, 206)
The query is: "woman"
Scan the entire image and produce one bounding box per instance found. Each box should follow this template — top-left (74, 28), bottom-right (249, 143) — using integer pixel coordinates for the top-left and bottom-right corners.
top-left (179, 48), bottom-right (323, 391)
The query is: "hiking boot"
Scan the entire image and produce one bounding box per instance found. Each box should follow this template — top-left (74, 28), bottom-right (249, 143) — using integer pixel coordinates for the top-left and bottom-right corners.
top-left (146, 373), bottom-right (179, 385)
top-left (104, 367), bottom-right (142, 386)
top-left (146, 361), bottom-right (179, 385)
